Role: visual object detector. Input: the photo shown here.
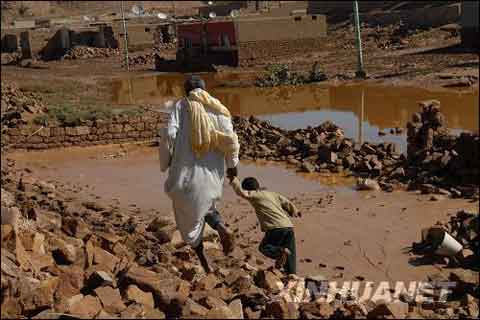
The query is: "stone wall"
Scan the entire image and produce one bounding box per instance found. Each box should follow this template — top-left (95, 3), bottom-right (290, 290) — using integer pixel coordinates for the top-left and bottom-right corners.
top-left (3, 113), bottom-right (168, 150)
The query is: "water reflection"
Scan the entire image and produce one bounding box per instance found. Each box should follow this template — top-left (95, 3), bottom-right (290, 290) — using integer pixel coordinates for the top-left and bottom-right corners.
top-left (110, 73), bottom-right (479, 149)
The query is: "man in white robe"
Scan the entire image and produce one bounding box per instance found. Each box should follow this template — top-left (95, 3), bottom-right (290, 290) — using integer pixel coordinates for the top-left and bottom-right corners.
top-left (165, 75), bottom-right (238, 272)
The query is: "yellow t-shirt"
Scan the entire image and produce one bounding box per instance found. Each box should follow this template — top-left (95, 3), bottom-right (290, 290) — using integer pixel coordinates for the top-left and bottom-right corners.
top-left (230, 177), bottom-right (296, 232)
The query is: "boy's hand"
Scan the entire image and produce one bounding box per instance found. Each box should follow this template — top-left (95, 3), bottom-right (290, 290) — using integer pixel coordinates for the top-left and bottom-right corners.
top-left (291, 211), bottom-right (302, 218)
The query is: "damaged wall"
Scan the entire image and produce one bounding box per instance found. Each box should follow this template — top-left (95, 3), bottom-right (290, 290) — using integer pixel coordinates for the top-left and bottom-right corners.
top-left (236, 15), bottom-right (327, 65)
top-left (4, 113), bottom-right (167, 150)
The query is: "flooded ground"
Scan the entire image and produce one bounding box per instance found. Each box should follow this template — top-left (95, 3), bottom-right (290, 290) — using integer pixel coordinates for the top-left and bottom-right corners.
top-left (110, 73), bottom-right (479, 153)
top-left (7, 144), bottom-right (477, 281)
top-left (9, 144), bottom-right (355, 213)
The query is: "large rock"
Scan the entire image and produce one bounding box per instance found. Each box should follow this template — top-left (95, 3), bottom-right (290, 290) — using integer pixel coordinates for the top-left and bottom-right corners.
top-left (205, 305), bottom-right (239, 319)
top-left (69, 295), bottom-right (102, 318)
top-left (94, 286), bottom-right (127, 314)
top-left (21, 277), bottom-right (60, 315)
top-left (264, 297), bottom-right (299, 318)
top-left (93, 246), bottom-right (119, 273)
top-left (125, 284), bottom-right (155, 308)
top-left (196, 273), bottom-right (220, 291)
top-left (254, 270), bottom-right (284, 294)
top-left (86, 270), bottom-right (114, 291)
top-left (54, 266), bottom-right (84, 300)
top-left (368, 301), bottom-right (409, 319)
top-left (55, 294), bottom-right (83, 314)
top-left (182, 298), bottom-right (209, 317)
top-left (51, 239), bottom-right (77, 265)
top-left (123, 266), bottom-right (186, 306)
top-left (61, 216), bottom-right (90, 240)
top-left (147, 217), bottom-right (176, 244)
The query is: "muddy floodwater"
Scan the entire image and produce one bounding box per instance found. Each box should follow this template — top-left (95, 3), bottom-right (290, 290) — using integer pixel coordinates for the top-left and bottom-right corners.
top-left (9, 144), bottom-right (357, 213)
top-left (110, 73), bottom-right (479, 153)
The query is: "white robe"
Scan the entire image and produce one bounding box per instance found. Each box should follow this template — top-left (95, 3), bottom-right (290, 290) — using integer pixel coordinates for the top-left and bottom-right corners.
top-left (165, 98), bottom-right (239, 247)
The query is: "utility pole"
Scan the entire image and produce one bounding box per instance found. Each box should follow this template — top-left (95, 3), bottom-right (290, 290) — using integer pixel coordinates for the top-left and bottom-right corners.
top-left (353, 1), bottom-right (366, 79)
top-left (120, 0), bottom-right (129, 71)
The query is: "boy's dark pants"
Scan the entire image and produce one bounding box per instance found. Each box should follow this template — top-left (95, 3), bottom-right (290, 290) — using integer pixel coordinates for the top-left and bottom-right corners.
top-left (259, 227), bottom-right (296, 274)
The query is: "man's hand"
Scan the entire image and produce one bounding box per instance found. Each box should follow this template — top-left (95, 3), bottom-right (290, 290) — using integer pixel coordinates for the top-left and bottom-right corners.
top-left (226, 167), bottom-right (238, 182)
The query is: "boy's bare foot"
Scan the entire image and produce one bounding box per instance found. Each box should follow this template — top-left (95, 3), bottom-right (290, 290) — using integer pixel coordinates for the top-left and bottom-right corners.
top-left (275, 248), bottom-right (291, 270)
top-left (218, 225), bottom-right (235, 255)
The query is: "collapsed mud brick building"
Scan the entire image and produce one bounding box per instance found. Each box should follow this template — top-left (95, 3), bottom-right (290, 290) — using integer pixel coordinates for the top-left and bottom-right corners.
top-left (1, 12), bottom-right (177, 60)
top-left (169, 14), bottom-right (327, 69)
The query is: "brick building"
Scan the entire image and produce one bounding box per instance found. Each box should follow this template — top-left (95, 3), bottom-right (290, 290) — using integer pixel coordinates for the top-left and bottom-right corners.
top-left (173, 14), bottom-right (327, 69)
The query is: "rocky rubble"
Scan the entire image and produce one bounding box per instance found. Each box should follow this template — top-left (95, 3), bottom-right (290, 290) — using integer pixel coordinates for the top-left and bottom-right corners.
top-left (233, 115), bottom-right (403, 179)
top-left (62, 47), bottom-right (121, 60)
top-left (1, 52), bottom-right (21, 66)
top-left (127, 52), bottom-right (158, 67)
top-left (1, 81), bottom-right (46, 130)
top-left (232, 100), bottom-right (479, 199)
top-left (399, 100), bottom-right (479, 197)
top-left (2, 149), bottom-right (479, 318)
top-left (439, 210), bottom-right (479, 256)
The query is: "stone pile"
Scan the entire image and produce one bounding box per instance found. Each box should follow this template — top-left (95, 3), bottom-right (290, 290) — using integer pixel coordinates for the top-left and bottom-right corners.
top-left (128, 52), bottom-right (158, 67)
top-left (233, 116), bottom-right (402, 178)
top-left (1, 82), bottom-right (46, 129)
top-left (442, 210), bottom-right (479, 254)
top-left (1, 52), bottom-right (21, 65)
top-left (399, 100), bottom-right (479, 197)
top-left (62, 47), bottom-right (120, 60)
top-left (232, 100), bottom-right (479, 199)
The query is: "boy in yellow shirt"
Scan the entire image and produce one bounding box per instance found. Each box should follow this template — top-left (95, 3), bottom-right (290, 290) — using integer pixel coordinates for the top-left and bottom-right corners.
top-left (229, 176), bottom-right (298, 274)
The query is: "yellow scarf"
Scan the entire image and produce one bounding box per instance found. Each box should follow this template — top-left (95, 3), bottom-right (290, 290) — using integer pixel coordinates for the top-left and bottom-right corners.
top-left (186, 89), bottom-right (238, 159)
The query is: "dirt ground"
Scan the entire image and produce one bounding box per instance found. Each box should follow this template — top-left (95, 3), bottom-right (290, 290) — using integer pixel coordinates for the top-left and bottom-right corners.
top-left (1, 22), bottom-right (478, 113)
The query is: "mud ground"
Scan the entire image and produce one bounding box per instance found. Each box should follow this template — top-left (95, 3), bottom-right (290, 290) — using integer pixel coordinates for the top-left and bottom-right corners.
top-left (1, 23), bottom-right (478, 112)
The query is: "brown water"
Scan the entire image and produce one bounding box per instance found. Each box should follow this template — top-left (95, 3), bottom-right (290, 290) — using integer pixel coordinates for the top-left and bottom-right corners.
top-left (9, 144), bottom-right (353, 213)
top-left (110, 73), bottom-right (479, 152)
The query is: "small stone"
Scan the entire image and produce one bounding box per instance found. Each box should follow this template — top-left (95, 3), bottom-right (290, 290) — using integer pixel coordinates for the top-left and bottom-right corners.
top-left (69, 295), bottom-right (102, 318)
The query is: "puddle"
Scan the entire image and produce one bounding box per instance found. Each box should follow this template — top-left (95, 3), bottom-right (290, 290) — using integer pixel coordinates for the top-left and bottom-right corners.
top-left (8, 145), bottom-right (350, 212)
top-left (109, 73), bottom-right (479, 153)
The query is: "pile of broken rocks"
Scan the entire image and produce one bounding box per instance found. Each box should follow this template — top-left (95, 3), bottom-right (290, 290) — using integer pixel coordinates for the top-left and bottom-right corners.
top-left (1, 81), bottom-right (46, 130)
top-left (62, 47), bottom-right (121, 60)
top-left (233, 116), bottom-right (403, 179)
top-left (232, 100), bottom-right (479, 199)
top-left (127, 52), bottom-right (158, 67)
top-left (400, 99), bottom-right (479, 197)
top-left (5, 155), bottom-right (478, 319)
